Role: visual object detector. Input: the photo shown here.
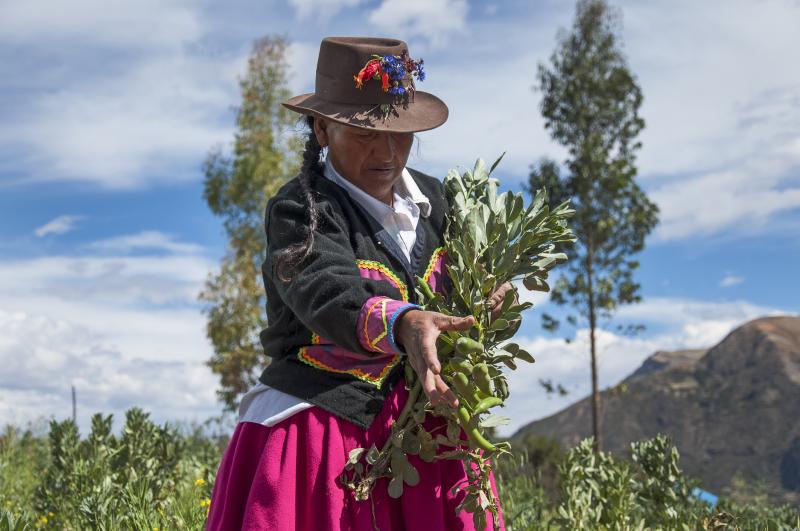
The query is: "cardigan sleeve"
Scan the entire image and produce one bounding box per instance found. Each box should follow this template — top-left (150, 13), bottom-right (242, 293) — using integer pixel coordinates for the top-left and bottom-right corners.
top-left (264, 194), bottom-right (419, 357)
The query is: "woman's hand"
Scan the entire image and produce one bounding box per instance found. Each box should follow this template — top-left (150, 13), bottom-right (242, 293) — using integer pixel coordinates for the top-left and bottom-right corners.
top-left (488, 281), bottom-right (518, 321)
top-left (395, 310), bottom-right (475, 408)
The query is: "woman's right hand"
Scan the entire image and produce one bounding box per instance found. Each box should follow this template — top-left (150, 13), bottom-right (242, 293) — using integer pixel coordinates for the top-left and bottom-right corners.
top-left (395, 309), bottom-right (475, 408)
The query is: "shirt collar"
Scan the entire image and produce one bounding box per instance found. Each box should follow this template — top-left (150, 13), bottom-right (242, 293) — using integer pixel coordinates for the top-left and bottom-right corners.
top-left (322, 155), bottom-right (431, 218)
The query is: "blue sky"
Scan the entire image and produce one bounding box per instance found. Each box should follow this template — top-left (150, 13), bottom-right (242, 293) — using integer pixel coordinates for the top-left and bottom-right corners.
top-left (1, 0), bottom-right (798, 436)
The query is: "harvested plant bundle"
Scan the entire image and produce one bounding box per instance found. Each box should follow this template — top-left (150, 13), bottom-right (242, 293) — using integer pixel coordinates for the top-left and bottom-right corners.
top-left (340, 156), bottom-right (575, 530)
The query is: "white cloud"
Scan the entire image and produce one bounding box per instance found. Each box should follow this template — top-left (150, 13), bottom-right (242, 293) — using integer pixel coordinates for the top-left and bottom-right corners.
top-left (368, 0), bottom-right (469, 46)
top-left (720, 274), bottom-right (744, 288)
top-left (407, 46), bottom-right (558, 182)
top-left (497, 296), bottom-right (793, 436)
top-left (0, 0), bottom-right (244, 189)
top-left (286, 40), bottom-right (320, 96)
top-left (288, 0), bottom-right (367, 19)
top-left (410, 0), bottom-right (800, 243)
top-left (86, 230), bottom-right (204, 255)
top-left (649, 137), bottom-right (800, 241)
top-left (0, 231), bottom-right (226, 429)
top-left (0, 253), bottom-right (213, 308)
top-left (0, 310), bottom-right (218, 432)
top-left (34, 215), bottom-right (83, 237)
top-left (622, 1), bottom-right (800, 240)
top-left (13, 53), bottom-right (240, 188)
top-left (0, 0), bottom-right (203, 50)
top-left (624, 0), bottom-right (800, 177)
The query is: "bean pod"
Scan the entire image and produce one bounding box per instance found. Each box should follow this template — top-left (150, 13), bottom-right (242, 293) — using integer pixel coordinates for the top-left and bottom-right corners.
top-left (455, 407), bottom-right (496, 452)
top-left (455, 337), bottom-right (484, 355)
top-left (472, 363), bottom-right (493, 396)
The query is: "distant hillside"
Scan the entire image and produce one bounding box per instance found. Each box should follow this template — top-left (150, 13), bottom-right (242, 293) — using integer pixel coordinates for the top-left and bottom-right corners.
top-left (515, 316), bottom-right (800, 504)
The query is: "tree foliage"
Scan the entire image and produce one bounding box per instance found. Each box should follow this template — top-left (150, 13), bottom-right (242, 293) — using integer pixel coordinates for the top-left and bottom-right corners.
top-left (528, 0), bottom-right (659, 451)
top-left (200, 36), bottom-right (303, 409)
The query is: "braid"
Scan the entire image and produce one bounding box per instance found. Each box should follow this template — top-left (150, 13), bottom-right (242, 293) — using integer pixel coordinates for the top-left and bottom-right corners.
top-left (275, 115), bottom-right (324, 282)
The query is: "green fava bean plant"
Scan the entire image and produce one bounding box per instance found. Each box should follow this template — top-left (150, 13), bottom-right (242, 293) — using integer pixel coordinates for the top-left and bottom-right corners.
top-left (339, 156), bottom-right (576, 530)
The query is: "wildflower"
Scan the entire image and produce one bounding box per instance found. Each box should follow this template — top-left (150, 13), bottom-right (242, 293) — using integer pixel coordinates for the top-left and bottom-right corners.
top-left (354, 59), bottom-right (381, 89)
top-left (415, 63), bottom-right (426, 81)
top-left (38, 515), bottom-right (48, 525)
top-left (200, 498), bottom-right (211, 508)
top-left (195, 478), bottom-right (206, 487)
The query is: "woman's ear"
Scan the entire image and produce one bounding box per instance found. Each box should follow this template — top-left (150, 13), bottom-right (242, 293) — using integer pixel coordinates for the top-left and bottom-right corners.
top-left (313, 117), bottom-right (330, 148)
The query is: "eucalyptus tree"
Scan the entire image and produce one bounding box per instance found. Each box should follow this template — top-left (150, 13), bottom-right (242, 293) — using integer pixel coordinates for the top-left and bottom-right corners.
top-left (200, 36), bottom-right (302, 409)
top-left (529, 0), bottom-right (659, 451)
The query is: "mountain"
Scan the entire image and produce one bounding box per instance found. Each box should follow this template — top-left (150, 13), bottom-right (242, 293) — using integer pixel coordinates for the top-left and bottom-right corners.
top-left (514, 316), bottom-right (800, 504)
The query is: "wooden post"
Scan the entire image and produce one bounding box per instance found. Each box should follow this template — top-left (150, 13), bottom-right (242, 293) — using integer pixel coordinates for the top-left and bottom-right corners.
top-left (71, 385), bottom-right (77, 424)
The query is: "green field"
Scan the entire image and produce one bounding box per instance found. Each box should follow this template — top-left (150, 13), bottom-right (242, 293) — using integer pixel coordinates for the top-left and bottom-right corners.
top-left (1, 409), bottom-right (797, 530)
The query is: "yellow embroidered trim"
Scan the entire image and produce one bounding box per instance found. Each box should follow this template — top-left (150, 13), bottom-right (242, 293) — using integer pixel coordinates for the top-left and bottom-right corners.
top-left (423, 247), bottom-right (447, 284)
top-left (356, 259), bottom-right (408, 301)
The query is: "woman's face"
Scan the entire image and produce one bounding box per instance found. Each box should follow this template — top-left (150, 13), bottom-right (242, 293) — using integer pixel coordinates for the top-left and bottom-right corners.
top-left (313, 117), bottom-right (414, 204)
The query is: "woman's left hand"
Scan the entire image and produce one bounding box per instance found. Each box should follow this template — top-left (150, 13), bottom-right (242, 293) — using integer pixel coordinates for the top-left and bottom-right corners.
top-left (488, 281), bottom-right (518, 321)
top-left (395, 310), bottom-right (475, 408)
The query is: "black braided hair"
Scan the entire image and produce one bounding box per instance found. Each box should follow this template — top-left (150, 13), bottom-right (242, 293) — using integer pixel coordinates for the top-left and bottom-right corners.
top-left (275, 115), bottom-right (324, 282)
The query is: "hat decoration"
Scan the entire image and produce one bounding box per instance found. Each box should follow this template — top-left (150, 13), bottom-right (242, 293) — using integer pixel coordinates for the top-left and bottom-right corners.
top-left (353, 51), bottom-right (426, 120)
top-left (281, 37), bottom-right (446, 133)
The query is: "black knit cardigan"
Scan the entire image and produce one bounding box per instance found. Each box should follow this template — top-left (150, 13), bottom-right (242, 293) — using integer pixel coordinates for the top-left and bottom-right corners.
top-left (258, 166), bottom-right (449, 429)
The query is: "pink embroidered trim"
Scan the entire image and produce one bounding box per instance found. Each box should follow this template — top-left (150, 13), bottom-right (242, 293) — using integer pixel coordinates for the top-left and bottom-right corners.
top-left (357, 296), bottom-right (419, 354)
top-left (356, 259), bottom-right (408, 301)
top-left (297, 333), bottom-right (401, 387)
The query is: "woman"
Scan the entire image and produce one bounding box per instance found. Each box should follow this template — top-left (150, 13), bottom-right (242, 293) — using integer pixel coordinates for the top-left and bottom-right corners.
top-left (207, 36), bottom-right (508, 530)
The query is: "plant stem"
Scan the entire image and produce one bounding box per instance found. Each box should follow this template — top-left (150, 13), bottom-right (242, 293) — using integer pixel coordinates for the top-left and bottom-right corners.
top-left (361, 380), bottom-right (424, 489)
top-left (397, 380), bottom-right (422, 427)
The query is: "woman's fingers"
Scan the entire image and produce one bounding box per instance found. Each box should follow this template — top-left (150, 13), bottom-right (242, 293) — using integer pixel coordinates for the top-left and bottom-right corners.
top-left (434, 374), bottom-right (459, 408)
top-left (418, 366), bottom-right (458, 408)
top-left (397, 309), bottom-right (475, 408)
top-left (489, 282), bottom-right (517, 320)
top-left (419, 329), bottom-right (442, 374)
top-left (420, 364), bottom-right (439, 403)
top-left (432, 313), bottom-right (475, 331)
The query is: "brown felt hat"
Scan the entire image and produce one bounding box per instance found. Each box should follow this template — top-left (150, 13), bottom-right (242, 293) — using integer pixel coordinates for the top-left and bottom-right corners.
top-left (282, 36), bottom-right (448, 133)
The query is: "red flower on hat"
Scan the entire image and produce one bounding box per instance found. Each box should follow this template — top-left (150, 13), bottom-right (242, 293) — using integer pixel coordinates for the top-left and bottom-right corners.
top-left (354, 59), bottom-right (381, 89)
top-left (380, 71), bottom-right (389, 92)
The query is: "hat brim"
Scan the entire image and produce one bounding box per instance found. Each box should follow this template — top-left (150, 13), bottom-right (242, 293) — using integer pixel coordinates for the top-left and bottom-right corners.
top-left (282, 91), bottom-right (448, 133)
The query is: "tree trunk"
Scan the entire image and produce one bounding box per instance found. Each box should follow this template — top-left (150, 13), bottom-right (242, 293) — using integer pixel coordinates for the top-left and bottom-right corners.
top-left (586, 244), bottom-right (602, 453)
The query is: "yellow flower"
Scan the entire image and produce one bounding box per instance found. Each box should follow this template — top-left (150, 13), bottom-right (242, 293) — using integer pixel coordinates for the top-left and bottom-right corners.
top-left (38, 515), bottom-right (48, 525)
top-left (200, 498), bottom-right (211, 508)
top-left (195, 478), bottom-right (206, 487)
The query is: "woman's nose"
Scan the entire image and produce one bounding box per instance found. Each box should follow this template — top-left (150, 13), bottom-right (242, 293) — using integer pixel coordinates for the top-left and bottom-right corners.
top-left (374, 133), bottom-right (397, 159)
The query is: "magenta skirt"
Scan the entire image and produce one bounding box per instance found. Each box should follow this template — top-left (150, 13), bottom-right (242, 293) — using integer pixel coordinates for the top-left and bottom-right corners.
top-left (207, 378), bottom-right (505, 530)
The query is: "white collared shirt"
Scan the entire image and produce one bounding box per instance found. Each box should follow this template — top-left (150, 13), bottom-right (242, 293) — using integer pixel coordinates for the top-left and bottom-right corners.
top-left (237, 158), bottom-right (431, 428)
top-left (322, 154), bottom-right (431, 262)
